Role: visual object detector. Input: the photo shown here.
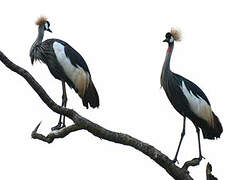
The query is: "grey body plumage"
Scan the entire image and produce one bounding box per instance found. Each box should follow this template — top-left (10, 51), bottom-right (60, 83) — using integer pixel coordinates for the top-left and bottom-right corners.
top-left (161, 30), bottom-right (223, 163)
top-left (30, 16), bottom-right (99, 130)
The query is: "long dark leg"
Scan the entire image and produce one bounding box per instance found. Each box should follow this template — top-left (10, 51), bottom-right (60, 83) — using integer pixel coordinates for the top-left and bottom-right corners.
top-left (195, 126), bottom-right (204, 160)
top-left (173, 116), bottom-right (186, 163)
top-left (61, 81), bottom-right (67, 127)
top-left (51, 81), bottom-right (67, 131)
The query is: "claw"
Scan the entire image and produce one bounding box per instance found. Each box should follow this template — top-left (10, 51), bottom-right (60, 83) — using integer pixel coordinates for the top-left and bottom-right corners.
top-left (199, 155), bottom-right (205, 160)
top-left (172, 158), bottom-right (179, 164)
top-left (51, 122), bottom-right (63, 131)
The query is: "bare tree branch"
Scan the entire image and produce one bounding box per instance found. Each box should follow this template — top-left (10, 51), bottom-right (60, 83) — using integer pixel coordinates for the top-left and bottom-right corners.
top-left (31, 122), bottom-right (83, 143)
top-left (1, 50), bottom-right (202, 180)
top-left (206, 162), bottom-right (218, 180)
top-left (182, 157), bottom-right (203, 170)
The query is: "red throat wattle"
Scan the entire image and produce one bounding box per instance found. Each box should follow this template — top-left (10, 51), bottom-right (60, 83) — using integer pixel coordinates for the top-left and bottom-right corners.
top-left (167, 46), bottom-right (171, 52)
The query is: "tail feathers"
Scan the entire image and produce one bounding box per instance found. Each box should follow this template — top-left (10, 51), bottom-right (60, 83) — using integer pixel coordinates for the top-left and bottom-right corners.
top-left (202, 112), bottom-right (223, 139)
top-left (82, 80), bottom-right (99, 109)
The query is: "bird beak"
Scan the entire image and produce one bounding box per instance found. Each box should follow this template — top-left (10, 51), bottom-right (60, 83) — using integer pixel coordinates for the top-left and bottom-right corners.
top-left (47, 28), bottom-right (52, 33)
top-left (163, 39), bottom-right (167, 42)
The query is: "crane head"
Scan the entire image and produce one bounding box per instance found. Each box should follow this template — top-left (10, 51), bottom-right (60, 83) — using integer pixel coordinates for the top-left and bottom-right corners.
top-left (35, 16), bottom-right (52, 33)
top-left (163, 32), bottom-right (174, 43)
top-left (163, 28), bottom-right (181, 43)
top-left (44, 21), bottom-right (52, 33)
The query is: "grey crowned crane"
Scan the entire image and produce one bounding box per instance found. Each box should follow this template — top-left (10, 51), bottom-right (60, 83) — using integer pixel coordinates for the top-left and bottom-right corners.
top-left (161, 28), bottom-right (223, 163)
top-left (30, 16), bottom-right (99, 130)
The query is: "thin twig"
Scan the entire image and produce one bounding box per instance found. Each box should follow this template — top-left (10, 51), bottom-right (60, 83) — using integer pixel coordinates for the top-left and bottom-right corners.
top-left (31, 122), bottom-right (82, 143)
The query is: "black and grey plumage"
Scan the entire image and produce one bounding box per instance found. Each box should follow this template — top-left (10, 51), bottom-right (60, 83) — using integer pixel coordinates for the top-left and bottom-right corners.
top-left (30, 16), bottom-right (99, 130)
top-left (161, 28), bottom-right (223, 163)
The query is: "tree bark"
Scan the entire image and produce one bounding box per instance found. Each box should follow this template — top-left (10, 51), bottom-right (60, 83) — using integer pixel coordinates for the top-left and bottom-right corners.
top-left (206, 163), bottom-right (218, 180)
top-left (1, 51), bottom-right (203, 180)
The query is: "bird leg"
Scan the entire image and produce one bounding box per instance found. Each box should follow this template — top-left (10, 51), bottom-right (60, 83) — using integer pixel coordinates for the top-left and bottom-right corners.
top-left (61, 81), bottom-right (67, 128)
top-left (51, 81), bottom-right (68, 131)
top-left (173, 116), bottom-right (186, 163)
top-left (195, 126), bottom-right (204, 160)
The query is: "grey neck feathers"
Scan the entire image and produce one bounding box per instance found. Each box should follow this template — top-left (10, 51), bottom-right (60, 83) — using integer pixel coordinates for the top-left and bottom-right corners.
top-left (160, 43), bottom-right (174, 86)
top-left (30, 25), bottom-right (45, 55)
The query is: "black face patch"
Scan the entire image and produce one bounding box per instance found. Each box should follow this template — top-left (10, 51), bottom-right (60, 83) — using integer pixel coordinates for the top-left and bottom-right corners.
top-left (47, 21), bottom-right (50, 27)
top-left (165, 32), bottom-right (172, 39)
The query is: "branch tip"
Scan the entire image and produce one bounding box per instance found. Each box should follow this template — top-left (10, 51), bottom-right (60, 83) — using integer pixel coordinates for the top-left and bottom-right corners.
top-left (31, 121), bottom-right (42, 137)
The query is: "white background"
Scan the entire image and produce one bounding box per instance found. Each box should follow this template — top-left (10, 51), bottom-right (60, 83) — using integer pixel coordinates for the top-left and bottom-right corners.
top-left (0, 0), bottom-right (237, 179)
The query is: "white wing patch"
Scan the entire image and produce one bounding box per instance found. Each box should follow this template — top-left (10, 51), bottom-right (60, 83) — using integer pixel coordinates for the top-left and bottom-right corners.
top-left (53, 42), bottom-right (90, 97)
top-left (181, 81), bottom-right (213, 127)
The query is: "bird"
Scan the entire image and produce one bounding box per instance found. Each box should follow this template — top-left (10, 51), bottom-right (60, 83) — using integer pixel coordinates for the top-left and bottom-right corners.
top-left (30, 16), bottom-right (99, 130)
top-left (161, 28), bottom-right (223, 163)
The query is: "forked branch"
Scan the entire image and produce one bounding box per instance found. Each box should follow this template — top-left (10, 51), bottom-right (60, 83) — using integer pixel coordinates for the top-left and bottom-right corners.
top-left (31, 122), bottom-right (83, 143)
top-left (1, 51), bottom-right (206, 180)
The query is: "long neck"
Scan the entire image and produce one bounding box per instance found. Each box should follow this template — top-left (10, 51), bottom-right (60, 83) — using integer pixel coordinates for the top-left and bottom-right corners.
top-left (160, 42), bottom-right (174, 86)
top-left (30, 25), bottom-right (45, 54)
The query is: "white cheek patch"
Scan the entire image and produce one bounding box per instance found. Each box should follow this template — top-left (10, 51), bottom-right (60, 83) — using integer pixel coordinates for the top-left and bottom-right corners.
top-left (169, 36), bottom-right (174, 43)
top-left (45, 23), bottom-right (49, 29)
top-left (180, 81), bottom-right (213, 127)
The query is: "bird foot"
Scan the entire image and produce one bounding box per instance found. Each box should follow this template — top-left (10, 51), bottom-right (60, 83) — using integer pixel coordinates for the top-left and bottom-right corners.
top-left (199, 155), bottom-right (205, 160)
top-left (172, 158), bottom-right (179, 164)
top-left (51, 123), bottom-right (65, 131)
